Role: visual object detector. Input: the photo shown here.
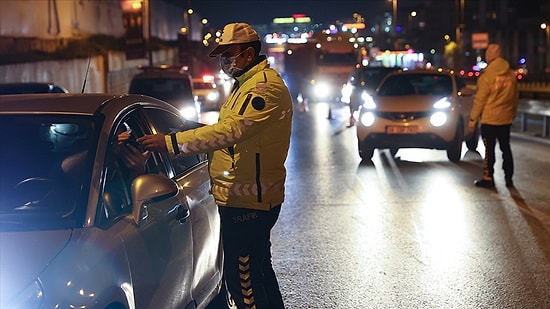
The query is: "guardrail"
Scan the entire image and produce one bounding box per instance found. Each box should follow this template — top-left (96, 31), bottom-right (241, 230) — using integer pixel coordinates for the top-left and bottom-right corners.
top-left (517, 99), bottom-right (550, 137)
top-left (518, 82), bottom-right (550, 100)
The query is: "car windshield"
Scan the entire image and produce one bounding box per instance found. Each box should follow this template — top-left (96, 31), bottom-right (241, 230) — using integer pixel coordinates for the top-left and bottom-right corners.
top-left (193, 81), bottom-right (215, 90)
top-left (0, 115), bottom-right (96, 231)
top-left (377, 74), bottom-right (453, 96)
top-left (129, 78), bottom-right (193, 102)
top-left (350, 68), bottom-right (397, 90)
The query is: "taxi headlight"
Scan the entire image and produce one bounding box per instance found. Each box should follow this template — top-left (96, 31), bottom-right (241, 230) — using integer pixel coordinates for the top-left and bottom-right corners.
top-left (360, 111), bottom-right (375, 127)
top-left (430, 111), bottom-right (448, 127)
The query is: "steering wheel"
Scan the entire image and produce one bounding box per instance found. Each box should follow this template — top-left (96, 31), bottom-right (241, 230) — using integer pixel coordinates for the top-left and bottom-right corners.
top-left (14, 177), bottom-right (53, 207)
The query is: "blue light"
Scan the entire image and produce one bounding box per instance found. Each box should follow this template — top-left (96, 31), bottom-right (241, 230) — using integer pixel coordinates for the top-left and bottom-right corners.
top-left (519, 58), bottom-right (526, 65)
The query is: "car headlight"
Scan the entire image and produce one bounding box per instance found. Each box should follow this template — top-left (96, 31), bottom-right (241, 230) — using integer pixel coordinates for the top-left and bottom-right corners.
top-left (430, 111), bottom-right (448, 127)
top-left (360, 111), bottom-right (376, 127)
top-left (313, 82), bottom-right (330, 98)
top-left (433, 97), bottom-right (451, 109)
top-left (206, 92), bottom-right (219, 102)
top-left (341, 84), bottom-right (352, 103)
top-left (361, 92), bottom-right (376, 109)
top-left (4, 279), bottom-right (44, 309)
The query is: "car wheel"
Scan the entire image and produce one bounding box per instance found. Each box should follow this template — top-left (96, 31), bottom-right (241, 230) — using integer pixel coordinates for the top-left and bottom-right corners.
top-left (465, 124), bottom-right (480, 151)
top-left (358, 141), bottom-right (374, 160)
top-left (446, 124), bottom-right (463, 162)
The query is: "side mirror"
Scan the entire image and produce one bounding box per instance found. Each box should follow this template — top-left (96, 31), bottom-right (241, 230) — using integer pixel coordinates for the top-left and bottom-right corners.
top-left (131, 174), bottom-right (179, 226)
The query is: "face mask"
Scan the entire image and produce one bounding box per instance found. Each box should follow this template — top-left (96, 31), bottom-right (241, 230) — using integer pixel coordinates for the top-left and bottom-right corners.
top-left (219, 48), bottom-right (248, 77)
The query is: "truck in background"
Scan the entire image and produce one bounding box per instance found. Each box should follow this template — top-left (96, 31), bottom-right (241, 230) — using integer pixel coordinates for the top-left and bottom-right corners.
top-left (283, 31), bottom-right (359, 103)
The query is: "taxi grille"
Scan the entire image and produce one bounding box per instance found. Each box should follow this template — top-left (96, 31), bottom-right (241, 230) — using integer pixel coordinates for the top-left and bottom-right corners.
top-left (375, 111), bottom-right (431, 121)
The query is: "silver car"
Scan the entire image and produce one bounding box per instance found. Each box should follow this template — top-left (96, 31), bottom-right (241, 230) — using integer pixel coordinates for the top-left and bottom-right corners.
top-left (356, 69), bottom-right (479, 161)
top-left (0, 94), bottom-right (223, 308)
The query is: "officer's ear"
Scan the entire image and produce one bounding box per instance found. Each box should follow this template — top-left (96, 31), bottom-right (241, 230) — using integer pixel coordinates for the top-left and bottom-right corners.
top-left (243, 47), bottom-right (255, 61)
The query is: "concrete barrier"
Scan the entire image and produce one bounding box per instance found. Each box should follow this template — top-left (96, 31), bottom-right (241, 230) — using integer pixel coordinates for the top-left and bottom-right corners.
top-left (517, 99), bottom-right (550, 137)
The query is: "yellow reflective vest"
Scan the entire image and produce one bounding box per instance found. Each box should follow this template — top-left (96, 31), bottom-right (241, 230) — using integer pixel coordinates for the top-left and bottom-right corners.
top-left (165, 57), bottom-right (293, 211)
top-left (471, 57), bottom-right (519, 125)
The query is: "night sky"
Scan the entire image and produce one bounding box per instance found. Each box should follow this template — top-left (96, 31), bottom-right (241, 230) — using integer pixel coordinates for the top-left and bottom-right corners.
top-left (174, 0), bottom-right (392, 28)
top-left (171, 0), bottom-right (548, 30)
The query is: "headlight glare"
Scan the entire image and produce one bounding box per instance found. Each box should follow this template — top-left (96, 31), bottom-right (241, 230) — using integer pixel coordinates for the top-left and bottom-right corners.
top-left (341, 84), bottom-right (352, 103)
top-left (206, 92), bottom-right (219, 102)
top-left (360, 111), bottom-right (375, 127)
top-left (430, 111), bottom-right (447, 127)
top-left (361, 92), bottom-right (376, 109)
top-left (313, 82), bottom-right (330, 99)
top-left (4, 279), bottom-right (44, 309)
top-left (433, 97), bottom-right (451, 109)
top-left (180, 106), bottom-right (198, 120)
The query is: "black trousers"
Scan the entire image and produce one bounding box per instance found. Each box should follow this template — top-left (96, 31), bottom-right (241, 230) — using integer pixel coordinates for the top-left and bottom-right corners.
top-left (480, 124), bottom-right (514, 180)
top-left (217, 205), bottom-right (284, 309)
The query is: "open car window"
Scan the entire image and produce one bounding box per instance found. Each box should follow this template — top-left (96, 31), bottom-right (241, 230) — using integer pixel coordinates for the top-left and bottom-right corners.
top-left (0, 115), bottom-right (95, 231)
top-left (142, 107), bottom-right (206, 177)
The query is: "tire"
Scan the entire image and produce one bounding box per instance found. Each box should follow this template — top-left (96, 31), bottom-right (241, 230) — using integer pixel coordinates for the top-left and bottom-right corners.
top-left (446, 124), bottom-right (463, 162)
top-left (358, 141), bottom-right (375, 160)
top-left (465, 124), bottom-right (480, 151)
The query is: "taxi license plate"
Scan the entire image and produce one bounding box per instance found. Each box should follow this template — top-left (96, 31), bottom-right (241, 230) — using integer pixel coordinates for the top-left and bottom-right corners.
top-left (386, 125), bottom-right (418, 134)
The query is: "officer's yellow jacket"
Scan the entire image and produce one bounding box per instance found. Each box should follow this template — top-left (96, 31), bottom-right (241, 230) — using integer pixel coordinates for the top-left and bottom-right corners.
top-left (165, 56), bottom-right (293, 211)
top-left (471, 57), bottom-right (519, 125)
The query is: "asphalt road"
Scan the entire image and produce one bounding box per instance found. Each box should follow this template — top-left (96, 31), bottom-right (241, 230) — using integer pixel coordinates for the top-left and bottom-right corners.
top-left (267, 102), bottom-right (550, 309)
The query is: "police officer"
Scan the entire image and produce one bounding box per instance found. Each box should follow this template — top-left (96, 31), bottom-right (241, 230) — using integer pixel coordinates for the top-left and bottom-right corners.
top-left (469, 43), bottom-right (519, 188)
top-left (138, 22), bottom-right (292, 308)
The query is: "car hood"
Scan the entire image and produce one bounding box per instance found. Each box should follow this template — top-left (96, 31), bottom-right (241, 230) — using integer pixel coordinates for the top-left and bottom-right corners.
top-left (0, 230), bottom-right (72, 303)
top-left (373, 95), bottom-right (449, 112)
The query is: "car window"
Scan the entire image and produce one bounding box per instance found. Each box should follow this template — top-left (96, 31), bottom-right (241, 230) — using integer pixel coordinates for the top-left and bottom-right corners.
top-left (96, 110), bottom-right (161, 227)
top-left (351, 68), bottom-right (395, 90)
top-left (193, 81), bottom-right (216, 90)
top-left (0, 115), bottom-right (94, 231)
top-left (378, 74), bottom-right (452, 96)
top-left (143, 107), bottom-right (206, 177)
top-left (129, 78), bottom-right (193, 102)
top-left (0, 83), bottom-right (68, 94)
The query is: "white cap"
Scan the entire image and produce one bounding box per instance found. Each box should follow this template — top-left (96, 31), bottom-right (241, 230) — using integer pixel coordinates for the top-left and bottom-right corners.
top-left (209, 23), bottom-right (260, 57)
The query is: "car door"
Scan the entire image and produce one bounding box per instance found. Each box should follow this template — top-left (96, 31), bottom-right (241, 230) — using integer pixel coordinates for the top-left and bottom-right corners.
top-left (96, 109), bottom-right (195, 308)
top-left (142, 106), bottom-right (223, 306)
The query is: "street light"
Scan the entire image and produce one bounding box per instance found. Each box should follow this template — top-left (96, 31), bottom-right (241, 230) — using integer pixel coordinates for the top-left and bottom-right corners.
top-left (541, 22), bottom-right (550, 73)
top-left (392, 0), bottom-right (397, 30)
top-left (389, 0), bottom-right (398, 49)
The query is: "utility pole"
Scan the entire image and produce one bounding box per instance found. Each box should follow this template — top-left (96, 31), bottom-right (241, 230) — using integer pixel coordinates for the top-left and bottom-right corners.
top-left (145, 0), bottom-right (152, 66)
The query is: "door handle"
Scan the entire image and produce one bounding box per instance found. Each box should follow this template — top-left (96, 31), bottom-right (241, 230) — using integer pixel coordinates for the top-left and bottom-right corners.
top-left (175, 204), bottom-right (190, 224)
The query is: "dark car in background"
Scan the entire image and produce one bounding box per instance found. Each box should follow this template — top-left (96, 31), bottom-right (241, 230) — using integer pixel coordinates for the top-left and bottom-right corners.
top-left (129, 66), bottom-right (200, 121)
top-left (0, 82), bottom-right (69, 94)
top-left (0, 93), bottom-right (223, 309)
